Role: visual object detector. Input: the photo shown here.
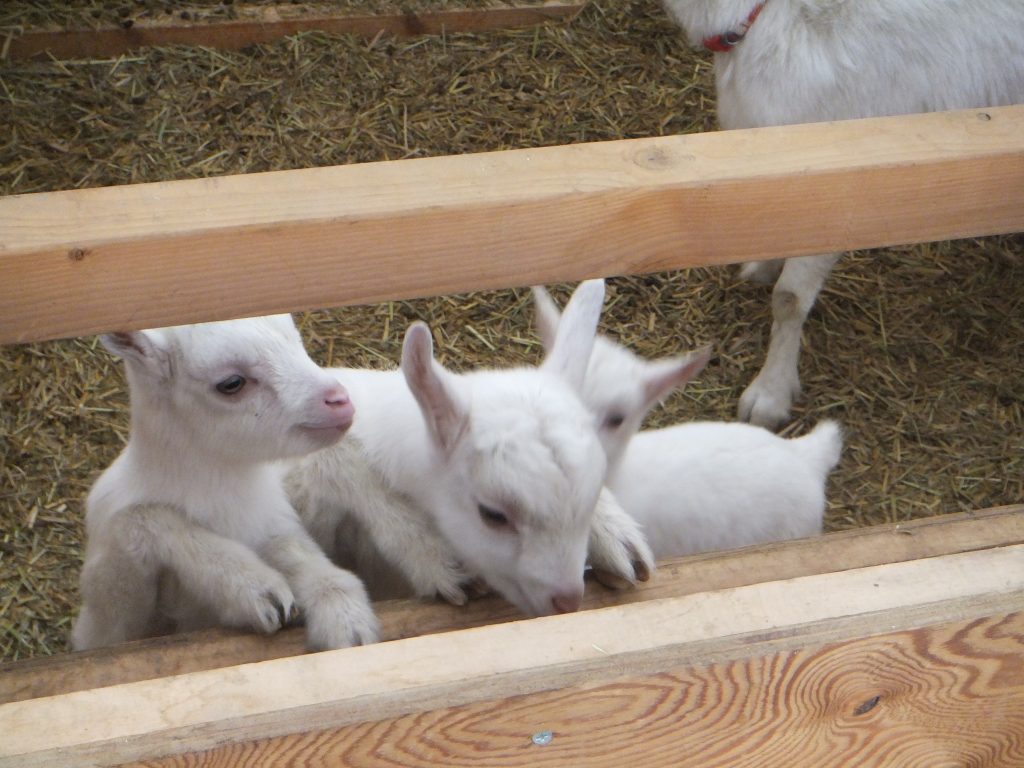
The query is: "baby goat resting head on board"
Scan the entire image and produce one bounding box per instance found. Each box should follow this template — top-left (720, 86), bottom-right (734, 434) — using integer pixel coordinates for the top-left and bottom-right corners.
top-left (400, 319), bottom-right (608, 616)
top-left (73, 314), bottom-right (377, 652)
top-left (293, 280), bottom-right (654, 618)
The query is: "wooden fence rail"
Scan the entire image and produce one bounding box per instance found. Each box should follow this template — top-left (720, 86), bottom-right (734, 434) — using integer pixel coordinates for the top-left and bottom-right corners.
top-left (2, 105), bottom-right (1022, 344)
top-left (1, 515), bottom-right (1022, 766)
top-left (2, 2), bottom-right (586, 61)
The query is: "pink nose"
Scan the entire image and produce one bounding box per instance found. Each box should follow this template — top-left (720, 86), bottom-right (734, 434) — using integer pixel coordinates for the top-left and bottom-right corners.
top-left (551, 590), bottom-right (583, 615)
top-left (324, 385), bottom-right (351, 408)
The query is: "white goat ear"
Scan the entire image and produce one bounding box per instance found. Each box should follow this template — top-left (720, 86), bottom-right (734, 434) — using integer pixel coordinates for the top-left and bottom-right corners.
top-left (540, 278), bottom-right (604, 391)
top-left (401, 322), bottom-right (469, 457)
top-left (100, 330), bottom-right (172, 379)
top-left (642, 346), bottom-right (713, 408)
top-left (531, 285), bottom-right (562, 351)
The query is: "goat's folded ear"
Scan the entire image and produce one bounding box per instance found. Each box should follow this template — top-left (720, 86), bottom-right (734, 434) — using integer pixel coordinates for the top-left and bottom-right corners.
top-left (100, 330), bottom-right (172, 378)
top-left (641, 345), bottom-right (714, 407)
top-left (401, 322), bottom-right (469, 457)
top-left (540, 278), bottom-right (604, 391)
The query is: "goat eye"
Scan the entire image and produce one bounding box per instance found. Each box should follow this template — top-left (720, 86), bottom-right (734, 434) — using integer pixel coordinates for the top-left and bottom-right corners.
top-left (478, 503), bottom-right (512, 530)
top-left (604, 412), bottom-right (626, 430)
top-left (215, 374), bottom-right (247, 395)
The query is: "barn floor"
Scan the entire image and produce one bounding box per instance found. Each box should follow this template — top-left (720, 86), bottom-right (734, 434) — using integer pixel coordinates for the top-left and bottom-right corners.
top-left (0, 0), bottom-right (1022, 661)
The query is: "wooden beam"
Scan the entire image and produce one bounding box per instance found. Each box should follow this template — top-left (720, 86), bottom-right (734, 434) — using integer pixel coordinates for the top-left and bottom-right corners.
top-left (1, 542), bottom-right (1022, 767)
top-left (2, 2), bottom-right (586, 61)
top-left (2, 505), bottom-right (1021, 705)
top-left (128, 608), bottom-right (1024, 768)
top-left (1, 105), bottom-right (1022, 344)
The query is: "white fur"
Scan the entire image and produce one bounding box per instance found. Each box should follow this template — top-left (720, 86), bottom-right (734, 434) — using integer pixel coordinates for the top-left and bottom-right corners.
top-left (72, 315), bottom-right (378, 651)
top-left (661, 0), bottom-right (1024, 427)
top-left (292, 281), bottom-right (655, 617)
top-left (534, 282), bottom-right (842, 557)
top-left (533, 285), bottom-right (709, 475)
top-left (610, 420), bottom-right (841, 557)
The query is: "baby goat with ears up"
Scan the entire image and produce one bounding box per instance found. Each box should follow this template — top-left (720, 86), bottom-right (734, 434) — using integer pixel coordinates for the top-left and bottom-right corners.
top-left (534, 283), bottom-right (841, 558)
top-left (291, 280), bottom-right (655, 617)
top-left (72, 315), bottom-right (378, 652)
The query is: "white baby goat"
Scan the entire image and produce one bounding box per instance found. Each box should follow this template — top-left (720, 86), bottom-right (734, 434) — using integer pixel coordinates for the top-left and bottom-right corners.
top-left (660, 0), bottom-right (1024, 428)
top-left (535, 284), bottom-right (842, 557)
top-left (72, 315), bottom-right (378, 651)
top-left (291, 281), bottom-right (654, 617)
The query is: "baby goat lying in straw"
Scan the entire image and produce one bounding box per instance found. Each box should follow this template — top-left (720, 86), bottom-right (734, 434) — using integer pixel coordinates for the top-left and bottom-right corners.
top-left (661, 0), bottom-right (1024, 428)
top-left (72, 315), bottom-right (378, 651)
top-left (290, 281), bottom-right (654, 616)
top-left (534, 284), bottom-right (842, 558)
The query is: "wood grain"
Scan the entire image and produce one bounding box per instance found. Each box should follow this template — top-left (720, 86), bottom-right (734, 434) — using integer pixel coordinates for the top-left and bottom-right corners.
top-left (4, 2), bottom-right (586, 61)
top-left (128, 609), bottom-right (1024, 768)
top-left (2, 505), bottom-right (1020, 704)
top-left (1, 543), bottom-right (1022, 767)
top-left (2, 105), bottom-right (1022, 343)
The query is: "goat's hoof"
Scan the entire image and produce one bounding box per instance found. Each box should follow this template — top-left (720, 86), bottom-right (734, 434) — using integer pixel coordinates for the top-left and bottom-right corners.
top-left (463, 577), bottom-right (492, 600)
top-left (306, 608), bottom-right (380, 651)
top-left (303, 572), bottom-right (380, 650)
top-left (738, 382), bottom-right (796, 430)
top-left (590, 568), bottom-right (634, 591)
top-left (255, 586), bottom-right (295, 634)
top-left (437, 585), bottom-right (468, 607)
top-left (438, 576), bottom-right (491, 605)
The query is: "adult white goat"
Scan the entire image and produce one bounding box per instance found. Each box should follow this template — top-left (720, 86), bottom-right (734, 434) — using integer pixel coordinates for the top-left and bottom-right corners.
top-left (661, 0), bottom-right (1024, 428)
top-left (534, 283), bottom-right (842, 556)
top-left (72, 315), bottom-right (378, 651)
top-left (291, 281), bottom-right (655, 617)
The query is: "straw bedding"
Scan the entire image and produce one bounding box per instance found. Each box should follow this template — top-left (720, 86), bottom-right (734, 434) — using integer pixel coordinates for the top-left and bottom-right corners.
top-left (0, 0), bottom-right (1021, 660)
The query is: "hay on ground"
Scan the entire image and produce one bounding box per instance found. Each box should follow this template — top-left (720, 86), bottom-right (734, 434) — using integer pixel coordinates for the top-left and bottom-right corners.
top-left (0, 0), bottom-right (1021, 661)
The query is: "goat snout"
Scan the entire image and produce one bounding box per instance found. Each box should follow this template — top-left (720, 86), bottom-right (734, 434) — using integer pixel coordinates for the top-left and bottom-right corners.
top-left (303, 384), bottom-right (354, 432)
top-left (551, 589), bottom-right (583, 614)
top-left (324, 384), bottom-right (352, 409)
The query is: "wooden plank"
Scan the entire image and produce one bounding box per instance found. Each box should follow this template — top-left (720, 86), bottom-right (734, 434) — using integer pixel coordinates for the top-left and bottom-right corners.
top-left (2, 505), bottom-right (1020, 704)
top-left (3, 2), bottom-right (586, 61)
top-left (1, 105), bottom-right (1022, 343)
top-left (1, 543), bottom-right (1022, 767)
top-left (129, 607), bottom-right (1024, 768)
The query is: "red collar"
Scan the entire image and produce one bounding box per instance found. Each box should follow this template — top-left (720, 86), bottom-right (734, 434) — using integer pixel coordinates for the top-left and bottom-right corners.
top-left (702, 2), bottom-right (767, 53)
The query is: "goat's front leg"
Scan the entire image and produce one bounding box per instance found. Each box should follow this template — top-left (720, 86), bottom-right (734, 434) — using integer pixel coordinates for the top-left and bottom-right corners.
top-left (738, 253), bottom-right (841, 429)
top-left (587, 487), bottom-right (655, 590)
top-left (72, 503), bottom-right (296, 650)
top-left (346, 487), bottom-right (474, 606)
top-left (73, 529), bottom-right (163, 651)
top-left (261, 526), bottom-right (379, 651)
top-left (291, 442), bottom-right (473, 606)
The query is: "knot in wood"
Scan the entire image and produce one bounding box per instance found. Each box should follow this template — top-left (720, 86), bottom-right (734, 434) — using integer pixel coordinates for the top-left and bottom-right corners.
top-left (853, 695), bottom-right (881, 716)
top-left (633, 146), bottom-right (678, 171)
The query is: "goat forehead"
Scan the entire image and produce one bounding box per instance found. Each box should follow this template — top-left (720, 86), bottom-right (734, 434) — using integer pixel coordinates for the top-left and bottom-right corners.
top-left (584, 351), bottom-right (644, 406)
top-left (468, 370), bottom-right (593, 440)
top-left (168, 317), bottom-right (307, 374)
top-left (468, 374), bottom-right (604, 526)
top-left (472, 447), bottom-right (598, 531)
